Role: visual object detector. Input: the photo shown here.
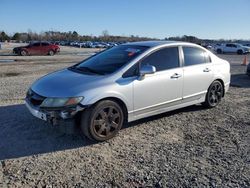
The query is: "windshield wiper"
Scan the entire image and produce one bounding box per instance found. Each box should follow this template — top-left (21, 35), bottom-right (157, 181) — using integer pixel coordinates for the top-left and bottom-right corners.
top-left (70, 66), bottom-right (104, 75)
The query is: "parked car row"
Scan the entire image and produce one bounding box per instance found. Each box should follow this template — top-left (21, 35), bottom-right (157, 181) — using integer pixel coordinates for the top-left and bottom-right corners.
top-left (52, 41), bottom-right (124, 48)
top-left (12, 40), bottom-right (125, 56)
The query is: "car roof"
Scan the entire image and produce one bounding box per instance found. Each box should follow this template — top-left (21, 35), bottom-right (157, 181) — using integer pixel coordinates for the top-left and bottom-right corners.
top-left (123, 40), bottom-right (195, 47)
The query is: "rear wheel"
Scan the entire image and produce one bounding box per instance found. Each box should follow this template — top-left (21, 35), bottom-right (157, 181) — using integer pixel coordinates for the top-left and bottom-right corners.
top-left (216, 49), bottom-right (222, 54)
top-left (202, 81), bottom-right (223, 108)
top-left (20, 50), bottom-right (27, 56)
top-left (80, 100), bottom-right (124, 141)
top-left (237, 50), bottom-right (243, 55)
top-left (48, 50), bottom-right (54, 56)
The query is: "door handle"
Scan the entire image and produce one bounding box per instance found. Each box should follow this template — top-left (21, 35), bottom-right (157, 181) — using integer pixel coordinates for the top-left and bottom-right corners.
top-left (170, 73), bottom-right (181, 79)
top-left (203, 68), bottom-right (211, 72)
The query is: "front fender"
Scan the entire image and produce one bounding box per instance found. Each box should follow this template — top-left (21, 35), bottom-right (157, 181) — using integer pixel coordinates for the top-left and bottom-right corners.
top-left (80, 90), bottom-right (132, 113)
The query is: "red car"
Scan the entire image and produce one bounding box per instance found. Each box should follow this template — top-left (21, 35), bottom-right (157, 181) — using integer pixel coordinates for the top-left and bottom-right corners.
top-left (13, 42), bottom-right (60, 56)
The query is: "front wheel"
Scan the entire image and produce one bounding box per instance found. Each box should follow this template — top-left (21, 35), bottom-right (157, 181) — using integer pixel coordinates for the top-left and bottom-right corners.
top-left (80, 100), bottom-right (124, 141)
top-left (202, 81), bottom-right (223, 108)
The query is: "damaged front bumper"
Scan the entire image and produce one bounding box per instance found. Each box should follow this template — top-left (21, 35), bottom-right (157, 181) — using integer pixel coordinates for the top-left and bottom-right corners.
top-left (25, 98), bottom-right (85, 125)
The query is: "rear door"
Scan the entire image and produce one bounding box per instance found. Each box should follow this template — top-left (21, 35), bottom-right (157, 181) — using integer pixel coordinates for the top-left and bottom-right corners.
top-left (182, 46), bottom-right (214, 101)
top-left (230, 44), bottom-right (238, 53)
top-left (224, 44), bottom-right (237, 53)
top-left (41, 42), bottom-right (50, 55)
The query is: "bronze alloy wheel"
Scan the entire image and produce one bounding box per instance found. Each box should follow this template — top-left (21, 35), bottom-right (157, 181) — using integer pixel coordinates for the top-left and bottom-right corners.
top-left (92, 106), bottom-right (121, 138)
top-left (81, 100), bottom-right (124, 141)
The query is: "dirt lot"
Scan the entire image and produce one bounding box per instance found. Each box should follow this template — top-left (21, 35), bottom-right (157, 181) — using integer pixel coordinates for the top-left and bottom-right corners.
top-left (0, 43), bottom-right (249, 187)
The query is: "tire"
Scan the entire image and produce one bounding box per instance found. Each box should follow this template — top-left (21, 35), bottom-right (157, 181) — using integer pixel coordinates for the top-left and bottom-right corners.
top-left (202, 80), bottom-right (223, 108)
top-left (20, 50), bottom-right (27, 56)
top-left (216, 49), bottom-right (222, 54)
top-left (48, 50), bottom-right (54, 56)
top-left (237, 50), bottom-right (243, 55)
top-left (80, 100), bottom-right (124, 141)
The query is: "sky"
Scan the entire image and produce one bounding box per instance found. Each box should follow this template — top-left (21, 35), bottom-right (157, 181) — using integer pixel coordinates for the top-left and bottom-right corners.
top-left (0, 0), bottom-right (250, 40)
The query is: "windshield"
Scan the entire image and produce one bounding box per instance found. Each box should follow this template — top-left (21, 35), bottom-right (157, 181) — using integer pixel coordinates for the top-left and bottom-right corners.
top-left (71, 45), bottom-right (149, 75)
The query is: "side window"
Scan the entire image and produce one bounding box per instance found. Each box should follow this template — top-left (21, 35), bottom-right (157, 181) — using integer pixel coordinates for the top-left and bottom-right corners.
top-left (33, 42), bottom-right (40, 47)
top-left (183, 47), bottom-right (207, 66)
top-left (232, 44), bottom-right (237, 48)
top-left (41, 42), bottom-right (49, 46)
top-left (122, 63), bottom-right (139, 78)
top-left (140, 47), bottom-right (179, 72)
top-left (226, 44), bottom-right (231, 47)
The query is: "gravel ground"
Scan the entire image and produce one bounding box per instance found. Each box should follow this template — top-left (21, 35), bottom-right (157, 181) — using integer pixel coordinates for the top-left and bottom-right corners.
top-left (0, 44), bottom-right (250, 187)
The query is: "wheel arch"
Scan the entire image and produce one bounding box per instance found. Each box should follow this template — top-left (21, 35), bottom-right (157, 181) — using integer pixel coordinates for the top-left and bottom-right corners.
top-left (82, 96), bottom-right (129, 123)
top-left (98, 97), bottom-right (127, 118)
top-left (20, 48), bottom-right (29, 55)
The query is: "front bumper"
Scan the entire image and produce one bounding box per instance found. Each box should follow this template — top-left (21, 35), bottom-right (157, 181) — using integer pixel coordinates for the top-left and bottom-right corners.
top-left (25, 98), bottom-right (84, 125)
top-left (243, 49), bottom-right (250, 54)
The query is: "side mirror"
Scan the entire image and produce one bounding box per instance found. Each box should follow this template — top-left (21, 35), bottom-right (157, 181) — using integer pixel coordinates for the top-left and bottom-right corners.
top-left (138, 65), bottom-right (156, 80)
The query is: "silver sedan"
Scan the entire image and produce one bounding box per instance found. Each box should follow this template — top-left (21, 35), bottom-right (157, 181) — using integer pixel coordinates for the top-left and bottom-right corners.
top-left (25, 41), bottom-right (231, 141)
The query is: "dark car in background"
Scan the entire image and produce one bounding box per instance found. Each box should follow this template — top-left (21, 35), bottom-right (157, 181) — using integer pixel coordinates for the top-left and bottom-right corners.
top-left (247, 62), bottom-right (250, 76)
top-left (13, 42), bottom-right (60, 56)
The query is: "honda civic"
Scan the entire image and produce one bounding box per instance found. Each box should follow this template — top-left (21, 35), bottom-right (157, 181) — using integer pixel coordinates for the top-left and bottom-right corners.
top-left (25, 41), bottom-right (231, 141)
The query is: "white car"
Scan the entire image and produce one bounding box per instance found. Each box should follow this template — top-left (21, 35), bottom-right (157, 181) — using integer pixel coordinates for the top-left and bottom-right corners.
top-left (215, 43), bottom-right (250, 54)
top-left (26, 41), bottom-right (231, 141)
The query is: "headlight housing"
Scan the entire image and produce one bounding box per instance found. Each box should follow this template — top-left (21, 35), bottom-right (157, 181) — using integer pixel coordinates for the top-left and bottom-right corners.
top-left (40, 97), bottom-right (83, 108)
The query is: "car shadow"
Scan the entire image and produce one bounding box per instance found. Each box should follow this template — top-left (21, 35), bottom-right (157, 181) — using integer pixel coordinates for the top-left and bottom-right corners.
top-left (0, 103), bottom-right (208, 160)
top-left (0, 104), bottom-right (95, 160)
top-left (230, 73), bottom-right (250, 88)
top-left (125, 104), bottom-right (207, 129)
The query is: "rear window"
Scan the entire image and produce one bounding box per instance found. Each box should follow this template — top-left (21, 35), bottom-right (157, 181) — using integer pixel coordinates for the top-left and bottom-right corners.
top-left (32, 42), bottom-right (40, 47)
top-left (183, 47), bottom-right (209, 66)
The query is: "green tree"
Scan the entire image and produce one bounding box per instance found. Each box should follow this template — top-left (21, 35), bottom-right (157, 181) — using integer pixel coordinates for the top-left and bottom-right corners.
top-left (12, 32), bottom-right (21, 41)
top-left (0, 31), bottom-right (10, 41)
top-left (72, 31), bottom-right (78, 40)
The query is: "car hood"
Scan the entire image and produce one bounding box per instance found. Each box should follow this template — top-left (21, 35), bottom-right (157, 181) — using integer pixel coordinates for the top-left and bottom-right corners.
top-left (31, 69), bottom-right (107, 97)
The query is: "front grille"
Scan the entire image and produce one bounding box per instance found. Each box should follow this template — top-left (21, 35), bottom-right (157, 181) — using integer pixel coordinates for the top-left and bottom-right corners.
top-left (26, 89), bottom-right (46, 106)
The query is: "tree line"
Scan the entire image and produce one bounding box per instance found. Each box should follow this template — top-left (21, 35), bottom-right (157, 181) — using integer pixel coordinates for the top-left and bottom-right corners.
top-left (0, 30), bottom-right (249, 44)
top-left (0, 30), bottom-right (157, 43)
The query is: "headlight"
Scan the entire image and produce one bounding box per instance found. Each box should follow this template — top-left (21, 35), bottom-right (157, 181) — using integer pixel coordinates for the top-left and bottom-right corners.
top-left (40, 97), bottom-right (83, 108)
